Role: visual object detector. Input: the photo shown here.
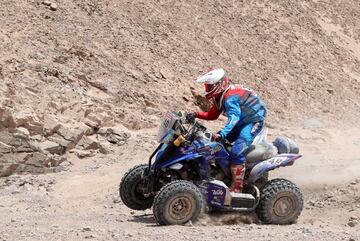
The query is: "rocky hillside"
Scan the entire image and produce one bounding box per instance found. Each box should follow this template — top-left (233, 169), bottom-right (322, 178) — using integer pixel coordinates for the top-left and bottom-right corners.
top-left (1, 0), bottom-right (360, 176)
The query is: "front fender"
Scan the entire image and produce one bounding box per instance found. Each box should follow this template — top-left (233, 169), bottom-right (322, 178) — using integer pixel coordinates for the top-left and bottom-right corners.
top-left (155, 153), bottom-right (203, 170)
top-left (247, 154), bottom-right (301, 184)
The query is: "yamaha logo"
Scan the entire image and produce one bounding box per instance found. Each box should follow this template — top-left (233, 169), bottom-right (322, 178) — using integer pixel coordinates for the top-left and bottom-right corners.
top-left (212, 189), bottom-right (224, 196)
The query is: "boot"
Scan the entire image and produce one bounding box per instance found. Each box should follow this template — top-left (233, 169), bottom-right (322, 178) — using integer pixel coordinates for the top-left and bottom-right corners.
top-left (229, 164), bottom-right (246, 193)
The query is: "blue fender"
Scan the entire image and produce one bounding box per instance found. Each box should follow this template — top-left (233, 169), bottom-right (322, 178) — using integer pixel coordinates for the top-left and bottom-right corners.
top-left (247, 154), bottom-right (301, 184)
top-left (155, 153), bottom-right (203, 170)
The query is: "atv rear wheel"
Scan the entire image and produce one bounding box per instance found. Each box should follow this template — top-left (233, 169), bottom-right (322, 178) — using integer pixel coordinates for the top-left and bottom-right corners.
top-left (256, 178), bottom-right (303, 224)
top-left (119, 164), bottom-right (154, 210)
top-left (153, 180), bottom-right (205, 225)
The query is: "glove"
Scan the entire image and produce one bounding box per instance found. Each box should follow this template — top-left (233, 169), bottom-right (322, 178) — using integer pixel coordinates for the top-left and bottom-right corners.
top-left (185, 112), bottom-right (196, 123)
top-left (212, 133), bottom-right (221, 141)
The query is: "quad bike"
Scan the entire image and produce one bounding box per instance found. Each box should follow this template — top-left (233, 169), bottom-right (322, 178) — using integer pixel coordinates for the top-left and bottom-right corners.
top-left (119, 112), bottom-right (303, 225)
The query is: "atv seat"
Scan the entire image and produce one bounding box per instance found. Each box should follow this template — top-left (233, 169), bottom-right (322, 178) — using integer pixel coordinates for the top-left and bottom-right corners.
top-left (245, 143), bottom-right (278, 164)
top-left (224, 142), bottom-right (278, 164)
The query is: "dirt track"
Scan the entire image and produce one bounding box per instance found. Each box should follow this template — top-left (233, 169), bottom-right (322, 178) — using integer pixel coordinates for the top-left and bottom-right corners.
top-left (1, 125), bottom-right (359, 241)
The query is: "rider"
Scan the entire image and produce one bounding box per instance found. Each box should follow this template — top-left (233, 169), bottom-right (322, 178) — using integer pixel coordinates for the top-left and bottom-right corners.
top-left (187, 68), bottom-right (267, 193)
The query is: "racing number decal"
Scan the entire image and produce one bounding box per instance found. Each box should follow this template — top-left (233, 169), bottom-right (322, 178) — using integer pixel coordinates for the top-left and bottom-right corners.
top-left (162, 112), bottom-right (173, 128)
top-left (268, 156), bottom-right (287, 165)
top-left (163, 119), bottom-right (170, 128)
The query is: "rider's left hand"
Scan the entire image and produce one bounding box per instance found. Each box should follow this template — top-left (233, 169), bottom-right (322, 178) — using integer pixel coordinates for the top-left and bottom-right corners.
top-left (185, 112), bottom-right (196, 123)
top-left (212, 133), bottom-right (221, 141)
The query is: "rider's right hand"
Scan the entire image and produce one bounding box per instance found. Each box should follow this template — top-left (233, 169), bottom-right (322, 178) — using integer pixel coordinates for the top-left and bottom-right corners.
top-left (185, 112), bottom-right (196, 123)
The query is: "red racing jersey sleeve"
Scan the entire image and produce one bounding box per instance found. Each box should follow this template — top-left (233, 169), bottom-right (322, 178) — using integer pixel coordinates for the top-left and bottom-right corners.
top-left (195, 103), bottom-right (221, 120)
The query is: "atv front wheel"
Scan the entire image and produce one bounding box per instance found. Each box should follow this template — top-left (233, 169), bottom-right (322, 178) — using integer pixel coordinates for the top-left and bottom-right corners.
top-left (256, 178), bottom-right (303, 224)
top-left (119, 164), bottom-right (154, 210)
top-left (153, 180), bottom-right (205, 225)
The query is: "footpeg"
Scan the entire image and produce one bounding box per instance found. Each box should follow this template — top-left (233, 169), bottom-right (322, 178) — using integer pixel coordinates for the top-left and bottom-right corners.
top-left (230, 193), bottom-right (255, 208)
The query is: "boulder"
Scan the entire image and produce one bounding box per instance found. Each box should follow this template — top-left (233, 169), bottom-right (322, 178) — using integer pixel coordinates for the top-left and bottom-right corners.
top-left (37, 140), bottom-right (65, 154)
top-left (23, 152), bottom-right (50, 167)
top-left (47, 133), bottom-right (73, 149)
top-left (43, 114), bottom-right (61, 136)
top-left (98, 141), bottom-right (113, 154)
top-left (84, 111), bottom-right (113, 129)
top-left (0, 107), bottom-right (16, 130)
top-left (0, 153), bottom-right (28, 177)
top-left (48, 123), bottom-right (90, 150)
top-left (0, 163), bottom-right (19, 177)
top-left (76, 135), bottom-right (99, 150)
top-left (0, 141), bottom-right (13, 153)
top-left (0, 152), bottom-right (67, 177)
top-left (97, 127), bottom-right (130, 145)
top-left (71, 149), bottom-right (95, 158)
top-left (0, 129), bottom-right (37, 153)
top-left (16, 127), bottom-right (30, 136)
top-left (12, 112), bottom-right (44, 135)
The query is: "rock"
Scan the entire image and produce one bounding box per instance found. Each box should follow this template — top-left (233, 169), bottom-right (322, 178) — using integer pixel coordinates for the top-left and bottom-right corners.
top-left (0, 158), bottom-right (22, 177)
top-left (42, 0), bottom-right (51, 6)
top-left (50, 3), bottom-right (57, 11)
top-left (0, 141), bottom-right (13, 153)
top-left (56, 124), bottom-right (79, 141)
top-left (0, 151), bottom-right (66, 177)
top-left (23, 152), bottom-right (51, 167)
top-left (76, 135), bottom-right (99, 150)
top-left (98, 141), bottom-right (113, 154)
top-left (43, 115), bottom-right (61, 136)
top-left (82, 226), bottom-right (91, 231)
top-left (185, 220), bottom-right (193, 226)
top-left (326, 89), bottom-right (334, 94)
top-left (71, 149), bottom-right (95, 158)
top-left (77, 122), bottom-right (93, 136)
top-left (84, 111), bottom-right (113, 129)
top-left (37, 140), bottom-right (65, 154)
top-left (48, 123), bottom-right (88, 150)
top-left (25, 120), bottom-right (44, 135)
top-left (12, 112), bottom-right (43, 135)
top-left (0, 130), bottom-right (36, 153)
top-left (308, 200), bottom-right (315, 206)
top-left (347, 220), bottom-right (358, 227)
top-left (0, 107), bottom-right (16, 130)
top-left (47, 133), bottom-right (72, 149)
top-left (46, 154), bottom-right (66, 167)
top-left (16, 127), bottom-right (30, 136)
top-left (113, 197), bottom-right (121, 203)
top-left (98, 127), bottom-right (130, 145)
top-left (30, 135), bottom-right (44, 142)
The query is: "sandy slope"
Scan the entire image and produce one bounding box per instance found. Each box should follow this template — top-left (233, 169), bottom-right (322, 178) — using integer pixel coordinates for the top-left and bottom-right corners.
top-left (1, 124), bottom-right (359, 241)
top-left (1, 0), bottom-right (360, 131)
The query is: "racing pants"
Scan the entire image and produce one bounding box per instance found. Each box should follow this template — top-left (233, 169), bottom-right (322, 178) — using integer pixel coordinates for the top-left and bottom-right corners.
top-left (225, 121), bottom-right (264, 165)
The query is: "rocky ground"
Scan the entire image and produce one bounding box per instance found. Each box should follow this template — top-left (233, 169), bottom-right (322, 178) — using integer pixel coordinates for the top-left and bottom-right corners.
top-left (1, 124), bottom-right (360, 241)
top-left (1, 0), bottom-right (360, 176)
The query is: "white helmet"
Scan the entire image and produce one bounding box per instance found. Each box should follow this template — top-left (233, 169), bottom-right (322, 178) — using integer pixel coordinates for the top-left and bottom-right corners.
top-left (195, 68), bottom-right (225, 84)
top-left (195, 68), bottom-right (229, 99)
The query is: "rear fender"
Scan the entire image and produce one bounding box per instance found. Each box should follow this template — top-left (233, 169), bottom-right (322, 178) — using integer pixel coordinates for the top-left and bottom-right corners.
top-left (247, 154), bottom-right (301, 184)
